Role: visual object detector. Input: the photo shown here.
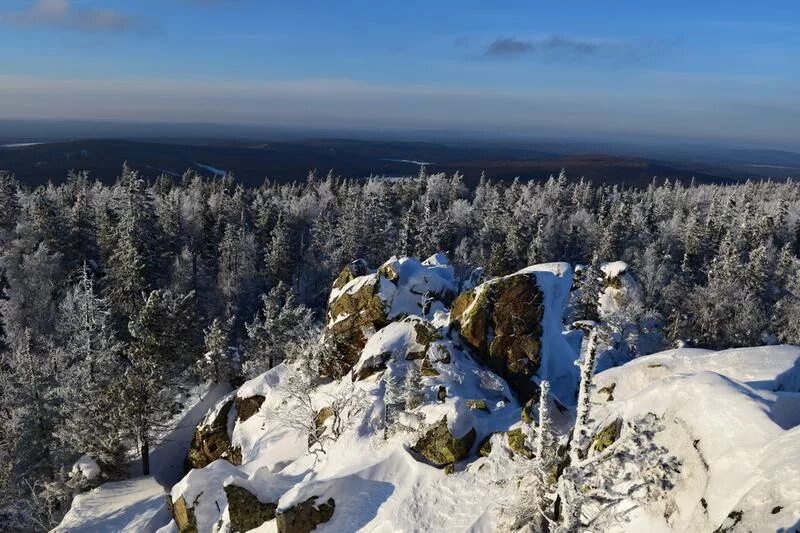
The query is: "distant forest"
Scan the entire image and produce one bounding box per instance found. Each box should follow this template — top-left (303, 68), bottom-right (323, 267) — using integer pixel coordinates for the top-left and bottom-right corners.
top-left (2, 165), bottom-right (800, 528)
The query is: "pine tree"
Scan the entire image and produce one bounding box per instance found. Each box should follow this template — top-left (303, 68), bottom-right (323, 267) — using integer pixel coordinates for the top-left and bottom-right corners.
top-left (115, 289), bottom-right (201, 475)
top-left (53, 266), bottom-right (125, 477)
top-left (197, 317), bottom-right (235, 383)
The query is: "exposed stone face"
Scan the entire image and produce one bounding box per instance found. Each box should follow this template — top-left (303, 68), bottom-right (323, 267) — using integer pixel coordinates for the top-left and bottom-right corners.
top-left (276, 496), bottom-right (335, 533)
top-left (451, 273), bottom-right (544, 402)
top-left (224, 484), bottom-right (277, 533)
top-left (168, 495), bottom-right (198, 533)
top-left (309, 406), bottom-right (335, 446)
top-left (186, 400), bottom-right (241, 470)
top-left (506, 428), bottom-right (533, 459)
top-left (466, 399), bottom-right (489, 412)
top-left (591, 419), bottom-right (621, 454)
top-left (325, 273), bottom-right (389, 373)
top-left (235, 395), bottom-right (265, 422)
top-left (411, 416), bottom-right (476, 468)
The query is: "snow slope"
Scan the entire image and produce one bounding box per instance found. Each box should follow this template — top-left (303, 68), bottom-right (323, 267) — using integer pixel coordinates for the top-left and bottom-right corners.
top-left (590, 346), bottom-right (800, 532)
top-left (53, 477), bottom-right (170, 533)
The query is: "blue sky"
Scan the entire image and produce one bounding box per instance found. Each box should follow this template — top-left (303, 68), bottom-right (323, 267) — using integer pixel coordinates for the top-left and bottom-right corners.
top-left (0, 0), bottom-right (798, 148)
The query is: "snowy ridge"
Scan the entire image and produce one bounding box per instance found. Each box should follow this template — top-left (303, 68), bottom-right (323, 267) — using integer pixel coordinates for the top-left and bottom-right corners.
top-left (590, 347), bottom-right (800, 532)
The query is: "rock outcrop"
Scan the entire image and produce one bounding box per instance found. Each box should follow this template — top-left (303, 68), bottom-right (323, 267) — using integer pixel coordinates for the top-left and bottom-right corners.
top-left (411, 416), bottom-right (476, 468)
top-left (351, 317), bottom-right (441, 381)
top-left (276, 496), bottom-right (336, 533)
top-left (324, 255), bottom-right (457, 377)
top-left (186, 399), bottom-right (241, 470)
top-left (168, 495), bottom-right (197, 533)
top-left (235, 394), bottom-right (265, 422)
top-left (224, 484), bottom-right (277, 533)
top-left (451, 272), bottom-right (544, 402)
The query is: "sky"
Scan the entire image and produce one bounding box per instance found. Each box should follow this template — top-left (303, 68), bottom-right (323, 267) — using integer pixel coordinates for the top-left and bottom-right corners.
top-left (0, 0), bottom-right (798, 149)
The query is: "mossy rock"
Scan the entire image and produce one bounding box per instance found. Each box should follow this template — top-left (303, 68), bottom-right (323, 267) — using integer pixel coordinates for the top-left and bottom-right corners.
top-left (478, 434), bottom-right (495, 457)
top-left (521, 398), bottom-right (535, 424)
top-left (235, 394), bottom-right (265, 422)
top-left (276, 496), bottom-right (335, 533)
top-left (377, 257), bottom-right (401, 283)
top-left (597, 383), bottom-right (616, 402)
top-left (325, 272), bottom-right (389, 373)
top-left (507, 428), bottom-right (534, 459)
top-left (421, 359), bottom-right (440, 377)
top-left (591, 419), bottom-right (621, 454)
top-left (186, 400), bottom-right (240, 470)
top-left (450, 274), bottom-right (544, 403)
top-left (466, 399), bottom-right (490, 412)
top-left (224, 485), bottom-right (277, 532)
top-left (309, 406), bottom-right (335, 447)
top-left (411, 416), bottom-right (476, 468)
top-left (332, 259), bottom-right (370, 290)
top-left (168, 495), bottom-right (198, 533)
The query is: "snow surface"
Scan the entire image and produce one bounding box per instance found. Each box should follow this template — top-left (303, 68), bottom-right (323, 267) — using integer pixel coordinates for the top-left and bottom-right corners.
top-left (590, 345), bottom-right (800, 532)
top-left (600, 260), bottom-right (629, 279)
top-left (53, 477), bottom-right (170, 533)
top-left (71, 454), bottom-right (101, 482)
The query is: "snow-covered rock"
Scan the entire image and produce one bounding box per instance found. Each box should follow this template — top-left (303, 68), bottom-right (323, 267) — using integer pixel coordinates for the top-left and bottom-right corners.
top-left (586, 345), bottom-right (800, 532)
top-left (450, 262), bottom-right (579, 403)
top-left (71, 454), bottom-right (101, 482)
top-left (324, 255), bottom-right (458, 373)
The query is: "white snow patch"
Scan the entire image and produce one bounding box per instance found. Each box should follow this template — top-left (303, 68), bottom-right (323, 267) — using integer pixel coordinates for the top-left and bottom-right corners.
top-left (54, 477), bottom-right (169, 533)
top-left (71, 454), bottom-right (101, 482)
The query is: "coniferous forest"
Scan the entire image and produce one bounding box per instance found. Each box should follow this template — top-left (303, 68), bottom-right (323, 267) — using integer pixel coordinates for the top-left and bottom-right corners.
top-left (2, 165), bottom-right (800, 529)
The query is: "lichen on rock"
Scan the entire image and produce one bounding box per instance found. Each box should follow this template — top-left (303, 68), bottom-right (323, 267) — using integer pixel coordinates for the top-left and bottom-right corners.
top-left (451, 272), bottom-right (544, 402)
top-left (186, 399), bottom-right (241, 470)
top-left (235, 394), bottom-right (265, 422)
top-left (411, 416), bottom-right (476, 468)
top-left (276, 496), bottom-right (335, 533)
top-left (224, 484), bottom-right (277, 533)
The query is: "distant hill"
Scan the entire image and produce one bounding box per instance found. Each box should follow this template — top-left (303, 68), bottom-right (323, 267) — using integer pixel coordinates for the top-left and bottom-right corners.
top-left (0, 137), bottom-right (778, 187)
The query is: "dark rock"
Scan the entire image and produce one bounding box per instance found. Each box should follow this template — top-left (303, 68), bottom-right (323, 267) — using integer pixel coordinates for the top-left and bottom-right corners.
top-left (276, 496), bottom-right (335, 533)
top-left (168, 495), bottom-right (198, 533)
top-left (224, 484), bottom-right (277, 533)
top-left (411, 416), bottom-right (476, 468)
top-left (235, 395), bottom-right (265, 422)
top-left (186, 400), bottom-right (241, 470)
top-left (437, 385), bottom-right (447, 402)
top-left (451, 273), bottom-right (544, 403)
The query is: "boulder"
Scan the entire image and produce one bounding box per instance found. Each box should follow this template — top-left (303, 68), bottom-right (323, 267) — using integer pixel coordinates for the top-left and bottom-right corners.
top-left (235, 394), bottom-right (265, 422)
top-left (168, 495), bottom-right (197, 533)
top-left (351, 317), bottom-right (441, 381)
top-left (276, 496), bottom-right (335, 533)
top-left (325, 272), bottom-right (389, 373)
top-left (451, 273), bottom-right (544, 402)
top-left (591, 419), bottom-right (622, 455)
top-left (411, 416), bottom-right (476, 468)
top-left (466, 399), bottom-right (490, 412)
top-left (186, 399), bottom-right (241, 470)
top-left (325, 255), bottom-right (457, 377)
top-left (506, 428), bottom-right (534, 459)
top-left (224, 484), bottom-right (277, 533)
